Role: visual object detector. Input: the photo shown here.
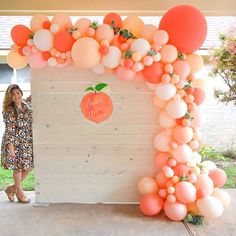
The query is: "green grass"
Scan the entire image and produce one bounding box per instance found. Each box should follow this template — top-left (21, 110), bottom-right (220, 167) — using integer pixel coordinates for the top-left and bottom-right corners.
top-left (0, 166), bottom-right (35, 191)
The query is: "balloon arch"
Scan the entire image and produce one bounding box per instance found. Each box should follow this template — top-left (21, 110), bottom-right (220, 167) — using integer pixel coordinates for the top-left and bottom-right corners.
top-left (7, 5), bottom-right (230, 222)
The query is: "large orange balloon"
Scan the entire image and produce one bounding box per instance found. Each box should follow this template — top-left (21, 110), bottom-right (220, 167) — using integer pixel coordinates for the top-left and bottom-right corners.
top-left (159, 5), bottom-right (207, 53)
top-left (103, 12), bottom-right (123, 29)
top-left (122, 16), bottom-right (144, 37)
top-left (54, 31), bottom-right (75, 52)
top-left (139, 24), bottom-right (157, 43)
top-left (11, 25), bottom-right (32, 47)
top-left (7, 50), bottom-right (28, 69)
top-left (71, 37), bottom-right (101, 68)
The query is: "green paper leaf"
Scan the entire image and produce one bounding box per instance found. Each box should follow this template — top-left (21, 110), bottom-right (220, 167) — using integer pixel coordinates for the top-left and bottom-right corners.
top-left (95, 83), bottom-right (108, 92)
top-left (84, 87), bottom-right (95, 92)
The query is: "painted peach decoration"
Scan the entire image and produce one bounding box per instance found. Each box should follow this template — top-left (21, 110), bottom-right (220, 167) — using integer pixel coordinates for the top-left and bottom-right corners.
top-left (80, 83), bottom-right (113, 123)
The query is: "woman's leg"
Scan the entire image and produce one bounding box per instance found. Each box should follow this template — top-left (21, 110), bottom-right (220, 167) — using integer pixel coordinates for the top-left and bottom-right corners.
top-left (21, 170), bottom-right (31, 182)
top-left (13, 170), bottom-right (23, 193)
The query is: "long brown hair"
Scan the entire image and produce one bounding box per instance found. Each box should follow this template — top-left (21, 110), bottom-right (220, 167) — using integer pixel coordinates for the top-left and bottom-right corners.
top-left (2, 84), bottom-right (23, 115)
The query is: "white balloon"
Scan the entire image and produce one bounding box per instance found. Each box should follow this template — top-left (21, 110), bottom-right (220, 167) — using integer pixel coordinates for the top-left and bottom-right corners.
top-left (192, 152), bottom-right (202, 164)
top-left (91, 63), bottom-right (105, 74)
top-left (166, 99), bottom-right (188, 119)
top-left (48, 57), bottom-right (57, 67)
top-left (159, 111), bottom-right (176, 128)
top-left (102, 46), bottom-right (121, 69)
top-left (201, 160), bottom-right (217, 170)
top-left (155, 83), bottom-right (176, 101)
top-left (154, 131), bottom-right (170, 152)
top-left (50, 23), bottom-right (60, 34)
top-left (197, 196), bottom-right (224, 219)
top-left (130, 38), bottom-right (151, 56)
top-left (33, 29), bottom-right (53, 51)
top-left (212, 189), bottom-right (231, 208)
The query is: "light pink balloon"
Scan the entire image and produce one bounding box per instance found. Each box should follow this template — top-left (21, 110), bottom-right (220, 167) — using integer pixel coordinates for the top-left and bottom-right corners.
top-left (166, 99), bottom-right (188, 119)
top-left (194, 174), bottom-right (214, 198)
top-left (116, 66), bottom-right (136, 81)
top-left (172, 144), bottom-right (193, 163)
top-left (173, 126), bottom-right (193, 144)
top-left (29, 51), bottom-right (47, 69)
top-left (173, 60), bottom-right (190, 80)
top-left (164, 201), bottom-right (187, 221)
top-left (154, 131), bottom-right (171, 152)
top-left (153, 30), bottom-right (169, 45)
top-left (158, 111), bottom-right (176, 128)
top-left (175, 181), bottom-right (196, 204)
top-left (22, 46), bottom-right (32, 57)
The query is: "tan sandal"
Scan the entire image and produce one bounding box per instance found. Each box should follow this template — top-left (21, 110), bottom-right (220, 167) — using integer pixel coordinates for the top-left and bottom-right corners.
top-left (16, 191), bottom-right (31, 204)
top-left (5, 185), bottom-right (16, 202)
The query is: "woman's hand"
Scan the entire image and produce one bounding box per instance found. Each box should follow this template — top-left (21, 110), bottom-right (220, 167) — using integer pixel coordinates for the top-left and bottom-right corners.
top-left (8, 144), bottom-right (16, 158)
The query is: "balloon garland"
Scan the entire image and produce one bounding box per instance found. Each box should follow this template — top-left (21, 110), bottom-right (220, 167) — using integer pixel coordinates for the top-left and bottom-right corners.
top-left (7, 5), bottom-right (231, 222)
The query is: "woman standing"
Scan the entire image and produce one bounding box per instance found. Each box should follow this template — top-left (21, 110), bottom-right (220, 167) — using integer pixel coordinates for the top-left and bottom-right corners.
top-left (1, 84), bottom-right (33, 203)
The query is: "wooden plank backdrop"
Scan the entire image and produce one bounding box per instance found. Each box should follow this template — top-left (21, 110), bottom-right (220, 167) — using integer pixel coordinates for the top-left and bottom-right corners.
top-left (31, 66), bottom-right (160, 203)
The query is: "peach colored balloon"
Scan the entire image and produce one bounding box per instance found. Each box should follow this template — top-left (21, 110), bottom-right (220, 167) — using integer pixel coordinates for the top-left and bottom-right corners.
top-left (173, 126), bottom-right (193, 144)
top-left (186, 54), bottom-right (204, 73)
top-left (166, 99), bottom-right (188, 119)
top-left (172, 144), bottom-right (193, 163)
top-left (74, 18), bottom-right (91, 36)
top-left (51, 14), bottom-right (72, 31)
top-left (175, 181), bottom-right (196, 204)
top-left (7, 50), bottom-right (28, 69)
top-left (197, 196), bottom-right (224, 219)
top-left (71, 37), bottom-right (101, 68)
top-left (138, 177), bottom-right (159, 195)
top-left (173, 60), bottom-right (190, 80)
top-left (159, 111), bottom-right (176, 128)
top-left (164, 201), bottom-right (187, 221)
top-left (140, 194), bottom-right (164, 216)
top-left (154, 131), bottom-right (171, 152)
top-left (153, 30), bottom-right (169, 45)
top-left (139, 24), bottom-right (157, 43)
top-left (155, 171), bottom-right (169, 187)
top-left (155, 152), bottom-right (171, 170)
top-left (122, 16), bottom-right (144, 37)
top-left (95, 24), bottom-right (115, 42)
top-left (209, 168), bottom-right (227, 188)
top-left (153, 94), bottom-right (167, 108)
top-left (160, 44), bottom-right (178, 63)
top-left (30, 14), bottom-right (50, 32)
top-left (212, 189), bottom-right (231, 208)
top-left (194, 174), bottom-right (214, 198)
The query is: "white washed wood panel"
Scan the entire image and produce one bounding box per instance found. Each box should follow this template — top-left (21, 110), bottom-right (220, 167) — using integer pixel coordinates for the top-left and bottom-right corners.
top-left (31, 67), bottom-right (160, 203)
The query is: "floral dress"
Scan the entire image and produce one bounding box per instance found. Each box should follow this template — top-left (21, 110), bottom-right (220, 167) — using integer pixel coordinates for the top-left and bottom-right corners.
top-left (1, 100), bottom-right (33, 171)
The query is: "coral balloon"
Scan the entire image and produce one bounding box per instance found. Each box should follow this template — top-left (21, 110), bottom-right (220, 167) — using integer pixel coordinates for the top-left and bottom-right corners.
top-left (164, 201), bottom-right (187, 221)
top-left (155, 152), bottom-right (171, 170)
top-left (74, 18), bottom-right (92, 36)
top-left (212, 189), bottom-right (231, 208)
top-left (142, 62), bottom-right (164, 83)
top-left (30, 14), bottom-right (50, 32)
top-left (173, 60), bottom-right (190, 80)
top-left (102, 46), bottom-right (121, 68)
top-left (51, 14), bottom-right (72, 31)
top-left (160, 44), bottom-right (178, 63)
top-left (7, 50), bottom-right (28, 69)
top-left (159, 5), bottom-right (207, 53)
top-left (138, 177), bottom-right (159, 195)
top-left (173, 126), bottom-right (193, 144)
top-left (140, 194), bottom-right (164, 216)
top-left (95, 24), bottom-right (115, 43)
top-left (192, 87), bottom-right (205, 105)
top-left (122, 16), bottom-right (144, 37)
top-left (11, 25), bottom-right (32, 47)
top-left (54, 31), bottom-right (75, 52)
top-left (154, 131), bottom-right (171, 152)
top-left (158, 111), bottom-right (176, 128)
top-left (186, 54), bottom-right (204, 73)
top-left (209, 168), bottom-right (227, 188)
top-left (194, 174), bottom-right (214, 198)
top-left (139, 24), bottom-right (157, 43)
top-left (103, 12), bottom-right (123, 29)
top-left (33, 29), bottom-right (54, 51)
top-left (166, 99), bottom-right (188, 119)
top-left (172, 144), bottom-right (193, 163)
top-left (155, 172), bottom-right (169, 187)
top-left (175, 181), bottom-right (196, 204)
top-left (71, 37), bottom-right (101, 68)
top-left (155, 83), bottom-right (176, 101)
top-left (116, 66), bottom-right (136, 81)
top-left (197, 196), bottom-right (224, 219)
top-left (173, 164), bottom-right (191, 177)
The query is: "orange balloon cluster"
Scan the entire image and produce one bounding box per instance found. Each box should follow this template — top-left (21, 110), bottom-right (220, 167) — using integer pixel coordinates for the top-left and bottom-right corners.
top-left (7, 6), bottom-right (230, 222)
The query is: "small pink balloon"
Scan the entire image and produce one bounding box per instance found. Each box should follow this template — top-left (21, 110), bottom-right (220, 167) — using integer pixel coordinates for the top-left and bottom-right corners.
top-left (29, 51), bottom-right (47, 69)
top-left (116, 66), bottom-right (136, 81)
top-left (167, 194), bottom-right (176, 203)
top-left (164, 201), bottom-right (187, 221)
top-left (22, 46), bottom-right (32, 57)
top-left (156, 171), bottom-right (169, 188)
top-left (155, 152), bottom-right (171, 170)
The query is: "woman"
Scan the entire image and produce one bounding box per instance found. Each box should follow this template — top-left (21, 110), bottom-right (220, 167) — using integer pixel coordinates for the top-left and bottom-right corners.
top-left (1, 84), bottom-right (33, 203)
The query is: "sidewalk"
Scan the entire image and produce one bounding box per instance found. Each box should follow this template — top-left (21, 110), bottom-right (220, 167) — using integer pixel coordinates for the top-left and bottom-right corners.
top-left (0, 189), bottom-right (235, 236)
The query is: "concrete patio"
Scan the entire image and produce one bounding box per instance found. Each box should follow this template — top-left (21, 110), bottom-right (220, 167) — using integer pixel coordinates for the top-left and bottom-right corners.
top-left (0, 189), bottom-right (235, 236)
